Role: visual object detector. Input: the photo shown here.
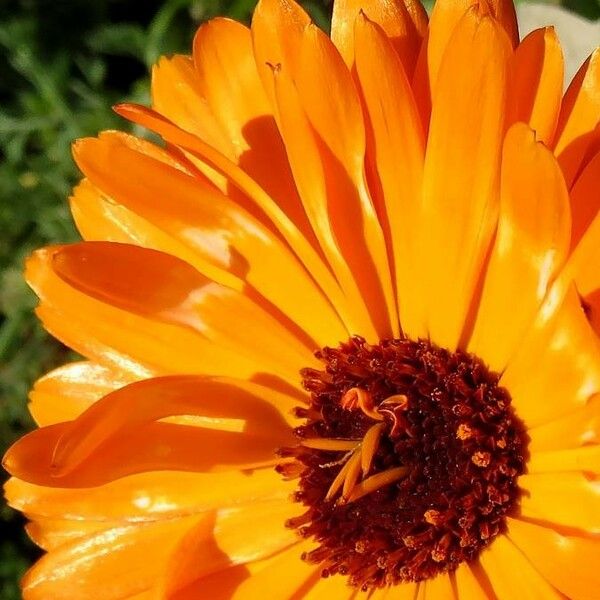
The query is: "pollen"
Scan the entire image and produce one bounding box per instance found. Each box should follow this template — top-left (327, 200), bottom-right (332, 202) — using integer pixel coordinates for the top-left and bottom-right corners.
top-left (281, 336), bottom-right (527, 589)
top-left (456, 423), bottom-right (474, 440)
top-left (423, 509), bottom-right (443, 526)
top-left (471, 450), bottom-right (491, 467)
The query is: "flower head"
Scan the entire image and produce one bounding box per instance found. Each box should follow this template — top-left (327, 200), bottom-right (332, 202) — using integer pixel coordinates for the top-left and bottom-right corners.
top-left (3, 0), bottom-right (600, 597)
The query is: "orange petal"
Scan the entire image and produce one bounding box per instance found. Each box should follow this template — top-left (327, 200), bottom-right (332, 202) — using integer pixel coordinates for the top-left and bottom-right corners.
top-left (170, 542), bottom-right (315, 600)
top-left (4, 420), bottom-right (287, 487)
top-left (295, 23), bottom-right (398, 338)
top-left (192, 18), bottom-right (312, 239)
top-left (581, 122), bottom-right (600, 168)
top-left (500, 284), bottom-right (600, 428)
top-left (489, 0), bottom-right (519, 47)
top-left (159, 501), bottom-right (301, 596)
top-left (151, 55), bottom-right (235, 193)
top-left (251, 0), bottom-right (310, 108)
top-left (553, 49), bottom-right (600, 188)
top-left (301, 573), bottom-right (356, 600)
top-left (413, 0), bottom-right (516, 130)
top-left (5, 468), bottom-right (291, 522)
top-left (21, 513), bottom-right (209, 599)
top-left (192, 18), bottom-right (268, 156)
top-left (71, 138), bottom-right (220, 250)
top-left (295, 24), bottom-right (365, 175)
top-left (518, 472), bottom-right (600, 532)
top-left (565, 211), bottom-right (600, 338)
top-left (255, 3), bottom-right (404, 340)
top-left (169, 563), bottom-right (259, 600)
top-left (528, 394), bottom-right (600, 453)
top-left (23, 500), bottom-right (298, 600)
top-left (30, 243), bottom-right (317, 384)
top-left (370, 582), bottom-right (419, 600)
top-left (527, 444), bottom-right (600, 474)
top-left (78, 129), bottom-right (196, 173)
top-left (423, 0), bottom-right (475, 101)
top-left (331, 0), bottom-right (426, 73)
top-left (48, 376), bottom-right (296, 477)
top-left (583, 290), bottom-right (600, 338)
top-left (508, 27), bottom-right (564, 145)
top-left (56, 241), bottom-right (314, 375)
top-left (453, 562), bottom-right (490, 600)
top-left (563, 181), bottom-right (600, 333)
top-left (73, 134), bottom-right (347, 347)
top-left (468, 123), bottom-right (571, 372)
top-left (420, 0), bottom-right (516, 107)
top-left (70, 178), bottom-right (250, 300)
top-left (28, 245), bottom-right (226, 379)
top-left (571, 150), bottom-right (600, 251)
top-left (131, 592), bottom-right (156, 600)
top-left (229, 543), bottom-right (319, 600)
top-left (152, 55), bottom-right (234, 158)
top-left (113, 103), bottom-right (347, 327)
top-left (420, 573), bottom-right (456, 599)
top-left (28, 361), bottom-right (134, 426)
top-left (270, 58), bottom-right (375, 338)
top-left (50, 243), bottom-right (203, 329)
top-left (419, 8), bottom-right (510, 349)
top-left (506, 516), bottom-right (600, 599)
top-left (25, 517), bottom-right (122, 551)
top-left (70, 178), bottom-right (211, 271)
top-left (479, 534), bottom-right (563, 599)
top-left (260, 19), bottom-right (391, 338)
top-left (401, 0), bottom-right (428, 36)
top-left (354, 13), bottom-right (427, 339)
top-left (72, 136), bottom-right (240, 289)
top-left (36, 302), bottom-right (156, 379)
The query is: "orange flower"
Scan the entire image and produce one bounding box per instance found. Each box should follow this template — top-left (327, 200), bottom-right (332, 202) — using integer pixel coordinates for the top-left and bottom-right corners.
top-left (3, 0), bottom-right (600, 597)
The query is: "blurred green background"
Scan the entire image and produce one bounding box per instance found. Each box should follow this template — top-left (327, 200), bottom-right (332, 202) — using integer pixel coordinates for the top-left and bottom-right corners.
top-left (0, 0), bottom-right (598, 597)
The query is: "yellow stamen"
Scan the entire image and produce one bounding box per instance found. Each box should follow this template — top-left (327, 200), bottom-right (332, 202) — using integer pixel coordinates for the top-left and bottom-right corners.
top-left (341, 387), bottom-right (383, 421)
top-left (341, 448), bottom-right (364, 502)
top-left (319, 392), bottom-right (410, 504)
top-left (326, 447), bottom-right (359, 500)
top-left (301, 438), bottom-right (360, 451)
top-left (361, 422), bottom-right (385, 476)
top-left (345, 466), bottom-right (409, 504)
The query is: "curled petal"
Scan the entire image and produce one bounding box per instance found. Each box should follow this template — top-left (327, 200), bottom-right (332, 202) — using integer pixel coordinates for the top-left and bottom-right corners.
top-left (48, 376), bottom-right (298, 477)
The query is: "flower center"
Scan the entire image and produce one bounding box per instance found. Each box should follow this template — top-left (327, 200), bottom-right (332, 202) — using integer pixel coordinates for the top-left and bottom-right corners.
top-left (278, 336), bottom-right (527, 590)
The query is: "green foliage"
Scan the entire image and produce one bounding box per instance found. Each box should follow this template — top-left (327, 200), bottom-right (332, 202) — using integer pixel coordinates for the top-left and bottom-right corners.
top-left (564, 0), bottom-right (600, 19)
top-left (0, 0), bottom-right (596, 594)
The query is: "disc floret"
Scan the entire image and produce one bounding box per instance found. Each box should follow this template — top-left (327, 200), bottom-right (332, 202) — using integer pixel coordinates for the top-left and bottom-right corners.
top-left (279, 336), bottom-right (527, 589)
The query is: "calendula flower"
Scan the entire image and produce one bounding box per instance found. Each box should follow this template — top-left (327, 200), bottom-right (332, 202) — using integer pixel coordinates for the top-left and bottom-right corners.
top-left (3, 0), bottom-right (600, 597)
